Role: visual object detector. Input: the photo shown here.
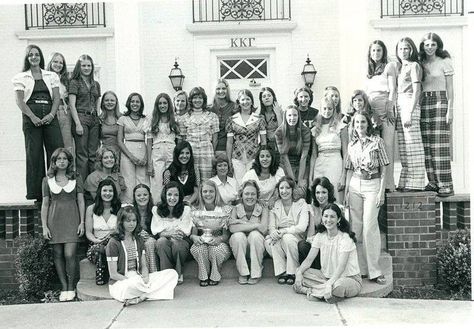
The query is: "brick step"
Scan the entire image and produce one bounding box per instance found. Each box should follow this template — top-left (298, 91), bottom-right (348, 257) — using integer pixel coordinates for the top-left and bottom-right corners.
top-left (77, 252), bottom-right (392, 301)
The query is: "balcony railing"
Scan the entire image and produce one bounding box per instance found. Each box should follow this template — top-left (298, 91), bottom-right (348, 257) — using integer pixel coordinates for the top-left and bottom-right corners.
top-left (24, 3), bottom-right (106, 30)
top-left (381, 0), bottom-right (464, 17)
top-left (192, 0), bottom-right (291, 23)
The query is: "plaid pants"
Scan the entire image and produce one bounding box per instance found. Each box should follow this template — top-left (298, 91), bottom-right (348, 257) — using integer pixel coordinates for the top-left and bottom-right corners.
top-left (396, 94), bottom-right (426, 190)
top-left (190, 242), bottom-right (231, 281)
top-left (420, 91), bottom-right (453, 194)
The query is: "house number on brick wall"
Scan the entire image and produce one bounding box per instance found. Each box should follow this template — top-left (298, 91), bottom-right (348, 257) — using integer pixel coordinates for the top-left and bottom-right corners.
top-left (402, 201), bottom-right (423, 210)
top-left (230, 38), bottom-right (255, 48)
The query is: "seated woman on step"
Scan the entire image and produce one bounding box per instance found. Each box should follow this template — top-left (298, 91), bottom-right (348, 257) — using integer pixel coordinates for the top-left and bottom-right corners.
top-left (106, 205), bottom-right (178, 306)
top-left (85, 179), bottom-right (121, 285)
top-left (294, 203), bottom-right (362, 304)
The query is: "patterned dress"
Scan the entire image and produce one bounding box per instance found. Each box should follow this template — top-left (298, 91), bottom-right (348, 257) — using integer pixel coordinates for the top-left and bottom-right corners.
top-left (181, 111), bottom-right (219, 181)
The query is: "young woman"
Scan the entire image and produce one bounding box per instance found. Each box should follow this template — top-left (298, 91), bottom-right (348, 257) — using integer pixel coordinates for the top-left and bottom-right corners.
top-left (229, 180), bottom-right (269, 284)
top-left (84, 146), bottom-right (126, 205)
top-left (47, 52), bottom-right (73, 153)
top-left (419, 32), bottom-right (454, 197)
top-left (147, 93), bottom-right (179, 202)
top-left (150, 182), bottom-right (193, 284)
top-left (293, 86), bottom-right (318, 129)
top-left (69, 54), bottom-right (101, 181)
top-left (209, 79), bottom-right (237, 157)
top-left (342, 90), bottom-right (373, 132)
top-left (41, 148), bottom-right (84, 302)
top-left (99, 91), bottom-right (122, 158)
top-left (309, 97), bottom-right (347, 203)
top-left (226, 89), bottom-right (267, 185)
top-left (366, 40), bottom-right (397, 192)
top-left (294, 204), bottom-right (362, 304)
top-left (190, 180), bottom-right (232, 286)
top-left (298, 176), bottom-right (337, 270)
top-left (163, 141), bottom-right (200, 205)
top-left (241, 145), bottom-right (285, 209)
top-left (173, 90), bottom-right (189, 139)
top-left (85, 179), bottom-right (121, 285)
top-left (259, 87), bottom-right (283, 158)
top-left (275, 105), bottom-right (311, 200)
top-left (117, 92), bottom-right (149, 203)
top-left (395, 37), bottom-right (425, 191)
top-left (132, 184), bottom-right (158, 273)
top-left (324, 86), bottom-right (342, 117)
top-left (265, 176), bottom-right (309, 285)
top-left (209, 154), bottom-right (239, 205)
top-left (181, 87), bottom-right (219, 181)
top-left (106, 205), bottom-right (178, 305)
top-left (13, 45), bottom-right (64, 201)
top-left (344, 111), bottom-right (388, 284)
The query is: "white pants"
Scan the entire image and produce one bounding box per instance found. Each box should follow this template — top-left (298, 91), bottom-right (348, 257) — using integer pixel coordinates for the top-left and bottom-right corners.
top-left (150, 142), bottom-right (175, 203)
top-left (108, 269), bottom-right (178, 302)
top-left (265, 233), bottom-right (301, 276)
top-left (348, 177), bottom-right (382, 279)
top-left (120, 141), bottom-right (150, 203)
top-left (232, 158), bottom-right (253, 186)
top-left (229, 231), bottom-right (265, 278)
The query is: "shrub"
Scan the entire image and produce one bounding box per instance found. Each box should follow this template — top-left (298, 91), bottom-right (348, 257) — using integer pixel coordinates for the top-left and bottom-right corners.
top-left (437, 229), bottom-right (471, 295)
top-left (14, 235), bottom-right (56, 300)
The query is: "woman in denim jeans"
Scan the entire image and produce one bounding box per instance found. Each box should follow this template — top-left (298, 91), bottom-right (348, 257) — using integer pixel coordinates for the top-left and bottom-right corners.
top-left (12, 44), bottom-right (64, 201)
top-left (69, 54), bottom-right (101, 181)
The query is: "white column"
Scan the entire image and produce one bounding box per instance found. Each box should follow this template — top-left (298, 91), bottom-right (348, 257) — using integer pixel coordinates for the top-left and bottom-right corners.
top-left (114, 2), bottom-right (142, 109)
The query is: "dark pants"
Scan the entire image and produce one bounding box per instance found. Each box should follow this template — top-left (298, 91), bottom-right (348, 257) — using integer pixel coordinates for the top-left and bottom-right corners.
top-left (297, 240), bottom-right (321, 269)
top-left (22, 103), bottom-right (64, 200)
top-left (154, 237), bottom-right (190, 276)
top-left (73, 113), bottom-right (100, 181)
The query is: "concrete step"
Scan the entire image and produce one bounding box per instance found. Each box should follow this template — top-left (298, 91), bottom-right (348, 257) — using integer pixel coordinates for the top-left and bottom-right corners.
top-left (78, 251), bottom-right (392, 300)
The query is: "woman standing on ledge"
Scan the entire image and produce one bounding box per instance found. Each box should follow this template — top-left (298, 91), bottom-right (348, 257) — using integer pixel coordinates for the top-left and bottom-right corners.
top-left (419, 32), bottom-right (455, 197)
top-left (13, 44), bottom-right (64, 201)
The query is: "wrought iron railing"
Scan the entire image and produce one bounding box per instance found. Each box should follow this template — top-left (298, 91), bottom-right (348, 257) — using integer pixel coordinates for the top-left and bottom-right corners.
top-left (24, 3), bottom-right (106, 30)
top-left (381, 0), bottom-right (464, 17)
top-left (192, 0), bottom-right (291, 23)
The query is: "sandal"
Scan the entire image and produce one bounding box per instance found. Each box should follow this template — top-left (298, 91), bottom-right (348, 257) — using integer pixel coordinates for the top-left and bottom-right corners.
top-left (277, 274), bottom-right (287, 284)
top-left (208, 280), bottom-right (219, 286)
top-left (286, 275), bottom-right (295, 285)
top-left (371, 275), bottom-right (386, 285)
top-left (199, 280), bottom-right (209, 287)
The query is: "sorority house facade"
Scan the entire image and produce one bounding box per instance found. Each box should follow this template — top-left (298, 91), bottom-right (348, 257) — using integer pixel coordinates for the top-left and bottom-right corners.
top-left (0, 0), bottom-right (472, 202)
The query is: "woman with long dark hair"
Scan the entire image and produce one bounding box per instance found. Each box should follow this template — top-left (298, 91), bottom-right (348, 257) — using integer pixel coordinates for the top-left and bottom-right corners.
top-left (259, 87), bottom-right (283, 159)
top-left (294, 203), bottom-right (362, 303)
top-left (13, 45), bottom-right (64, 201)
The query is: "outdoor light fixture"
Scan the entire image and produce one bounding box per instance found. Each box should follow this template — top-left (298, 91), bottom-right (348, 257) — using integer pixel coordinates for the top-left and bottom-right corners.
top-left (301, 55), bottom-right (317, 88)
top-left (168, 58), bottom-right (185, 91)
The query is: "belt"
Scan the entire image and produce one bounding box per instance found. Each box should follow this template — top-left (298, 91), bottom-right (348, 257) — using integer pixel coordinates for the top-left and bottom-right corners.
top-left (319, 149), bottom-right (340, 154)
top-left (28, 99), bottom-right (50, 105)
top-left (78, 110), bottom-right (96, 116)
top-left (125, 139), bottom-right (145, 142)
top-left (353, 171), bottom-right (381, 180)
top-left (422, 91), bottom-right (446, 97)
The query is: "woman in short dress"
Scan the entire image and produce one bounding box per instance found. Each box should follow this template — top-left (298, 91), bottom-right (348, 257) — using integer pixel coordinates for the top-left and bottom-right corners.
top-left (181, 87), bottom-right (219, 181)
top-left (99, 91), bottom-right (122, 158)
top-left (226, 89), bottom-right (267, 185)
top-left (85, 179), bottom-right (121, 285)
top-left (117, 92), bottom-right (149, 203)
top-left (241, 145), bottom-right (285, 209)
top-left (419, 32), bottom-right (455, 197)
top-left (150, 182), bottom-right (193, 284)
top-left (294, 203), bottom-right (362, 304)
top-left (13, 45), bottom-right (64, 201)
top-left (229, 180), bottom-right (269, 285)
top-left (265, 176), bottom-right (309, 285)
top-left (41, 148), bottom-right (84, 302)
top-left (190, 180), bottom-right (232, 286)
